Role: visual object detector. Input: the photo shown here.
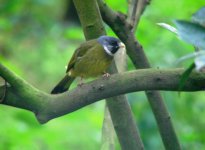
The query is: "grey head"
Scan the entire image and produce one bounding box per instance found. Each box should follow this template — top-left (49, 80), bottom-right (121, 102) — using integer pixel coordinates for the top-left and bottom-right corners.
top-left (97, 35), bottom-right (125, 56)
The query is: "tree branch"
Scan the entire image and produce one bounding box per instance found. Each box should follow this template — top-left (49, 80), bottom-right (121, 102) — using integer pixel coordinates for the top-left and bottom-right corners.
top-left (1, 62), bottom-right (205, 124)
top-left (127, 0), bottom-right (138, 23)
top-left (73, 0), bottom-right (105, 40)
top-left (97, 1), bottom-right (181, 149)
top-left (129, 0), bottom-right (150, 31)
top-left (73, 1), bottom-right (144, 149)
top-left (0, 63), bottom-right (49, 114)
top-left (101, 105), bottom-right (115, 150)
top-left (98, 0), bottom-right (149, 68)
top-left (106, 60), bottom-right (144, 150)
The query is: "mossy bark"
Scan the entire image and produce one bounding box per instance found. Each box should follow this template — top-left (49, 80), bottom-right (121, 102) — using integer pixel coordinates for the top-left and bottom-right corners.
top-left (1, 62), bottom-right (205, 124)
top-left (73, 0), bottom-right (105, 40)
top-left (73, 0), bottom-right (144, 149)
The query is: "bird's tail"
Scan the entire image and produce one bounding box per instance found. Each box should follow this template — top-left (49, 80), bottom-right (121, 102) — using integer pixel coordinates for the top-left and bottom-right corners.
top-left (51, 75), bottom-right (75, 94)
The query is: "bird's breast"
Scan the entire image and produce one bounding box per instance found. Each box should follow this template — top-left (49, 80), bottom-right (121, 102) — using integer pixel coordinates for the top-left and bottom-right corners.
top-left (70, 47), bottom-right (113, 78)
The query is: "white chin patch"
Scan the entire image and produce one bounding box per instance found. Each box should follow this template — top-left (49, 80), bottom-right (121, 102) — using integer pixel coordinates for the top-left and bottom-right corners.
top-left (103, 46), bottom-right (114, 56)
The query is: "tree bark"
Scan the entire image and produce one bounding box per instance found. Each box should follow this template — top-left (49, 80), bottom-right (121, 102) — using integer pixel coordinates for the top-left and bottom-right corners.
top-left (72, 0), bottom-right (145, 149)
top-left (1, 63), bottom-right (205, 124)
top-left (98, 1), bottom-right (181, 149)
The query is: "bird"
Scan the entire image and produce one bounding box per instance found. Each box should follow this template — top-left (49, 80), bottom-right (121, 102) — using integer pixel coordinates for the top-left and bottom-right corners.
top-left (51, 35), bottom-right (125, 94)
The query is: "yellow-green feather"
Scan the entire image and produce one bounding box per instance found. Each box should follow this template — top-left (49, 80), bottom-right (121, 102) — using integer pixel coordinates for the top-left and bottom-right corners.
top-left (69, 42), bottom-right (112, 77)
top-left (51, 39), bottom-right (113, 94)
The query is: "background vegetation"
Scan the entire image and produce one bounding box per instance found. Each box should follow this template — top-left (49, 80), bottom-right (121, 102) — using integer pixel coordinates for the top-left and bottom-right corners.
top-left (0, 0), bottom-right (205, 149)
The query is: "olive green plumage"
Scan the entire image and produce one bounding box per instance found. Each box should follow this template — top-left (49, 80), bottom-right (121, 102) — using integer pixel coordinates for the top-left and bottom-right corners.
top-left (51, 36), bottom-right (124, 94)
top-left (67, 39), bottom-right (113, 77)
top-left (51, 39), bottom-right (112, 94)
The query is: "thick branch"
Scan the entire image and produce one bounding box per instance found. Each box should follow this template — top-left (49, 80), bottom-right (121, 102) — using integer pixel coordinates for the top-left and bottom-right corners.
top-left (73, 0), bottom-right (105, 39)
top-left (73, 1), bottom-right (144, 149)
top-left (107, 61), bottom-right (144, 150)
top-left (98, 1), bottom-right (181, 149)
top-left (0, 63), bottom-right (49, 114)
top-left (1, 64), bottom-right (205, 124)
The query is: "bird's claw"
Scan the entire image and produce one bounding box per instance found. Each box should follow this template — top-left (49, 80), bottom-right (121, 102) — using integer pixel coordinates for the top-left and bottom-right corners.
top-left (77, 82), bottom-right (84, 87)
top-left (77, 77), bottom-right (84, 87)
top-left (102, 73), bottom-right (111, 78)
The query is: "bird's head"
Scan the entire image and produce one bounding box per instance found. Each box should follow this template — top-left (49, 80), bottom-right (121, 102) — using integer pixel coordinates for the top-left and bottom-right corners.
top-left (97, 35), bottom-right (125, 56)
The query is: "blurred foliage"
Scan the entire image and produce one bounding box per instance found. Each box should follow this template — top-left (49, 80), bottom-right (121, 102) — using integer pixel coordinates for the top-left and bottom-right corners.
top-left (157, 7), bottom-right (205, 92)
top-left (0, 0), bottom-right (205, 149)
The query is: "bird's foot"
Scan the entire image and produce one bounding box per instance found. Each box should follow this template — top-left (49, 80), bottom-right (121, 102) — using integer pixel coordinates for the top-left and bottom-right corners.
top-left (0, 80), bottom-right (7, 103)
top-left (77, 77), bottom-right (84, 87)
top-left (102, 72), bottom-right (111, 78)
top-left (77, 82), bottom-right (84, 87)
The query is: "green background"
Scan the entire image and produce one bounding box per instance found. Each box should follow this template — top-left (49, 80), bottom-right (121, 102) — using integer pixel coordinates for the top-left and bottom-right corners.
top-left (0, 0), bottom-right (205, 149)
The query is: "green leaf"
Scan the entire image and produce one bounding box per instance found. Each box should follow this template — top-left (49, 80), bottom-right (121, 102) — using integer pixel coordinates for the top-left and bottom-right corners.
top-left (192, 7), bottom-right (205, 27)
top-left (178, 63), bottom-right (195, 92)
top-left (175, 51), bottom-right (205, 65)
top-left (174, 20), bottom-right (205, 49)
top-left (175, 51), bottom-right (205, 72)
top-left (157, 23), bottom-right (178, 34)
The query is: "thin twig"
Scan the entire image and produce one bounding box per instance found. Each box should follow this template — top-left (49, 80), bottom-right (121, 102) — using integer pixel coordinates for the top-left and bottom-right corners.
top-left (127, 0), bottom-right (138, 21)
top-left (129, 0), bottom-right (150, 31)
top-left (130, 0), bottom-right (138, 27)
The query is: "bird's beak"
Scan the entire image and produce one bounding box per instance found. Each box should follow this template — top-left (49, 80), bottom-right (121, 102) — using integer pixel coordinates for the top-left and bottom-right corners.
top-left (119, 42), bottom-right (125, 48)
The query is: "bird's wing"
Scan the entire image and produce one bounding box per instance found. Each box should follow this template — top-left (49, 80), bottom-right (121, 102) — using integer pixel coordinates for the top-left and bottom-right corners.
top-left (66, 39), bottom-right (98, 73)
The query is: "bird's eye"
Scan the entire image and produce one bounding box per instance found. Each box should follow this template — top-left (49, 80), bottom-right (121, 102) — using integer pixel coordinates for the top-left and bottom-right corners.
top-left (115, 45), bottom-right (119, 49)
